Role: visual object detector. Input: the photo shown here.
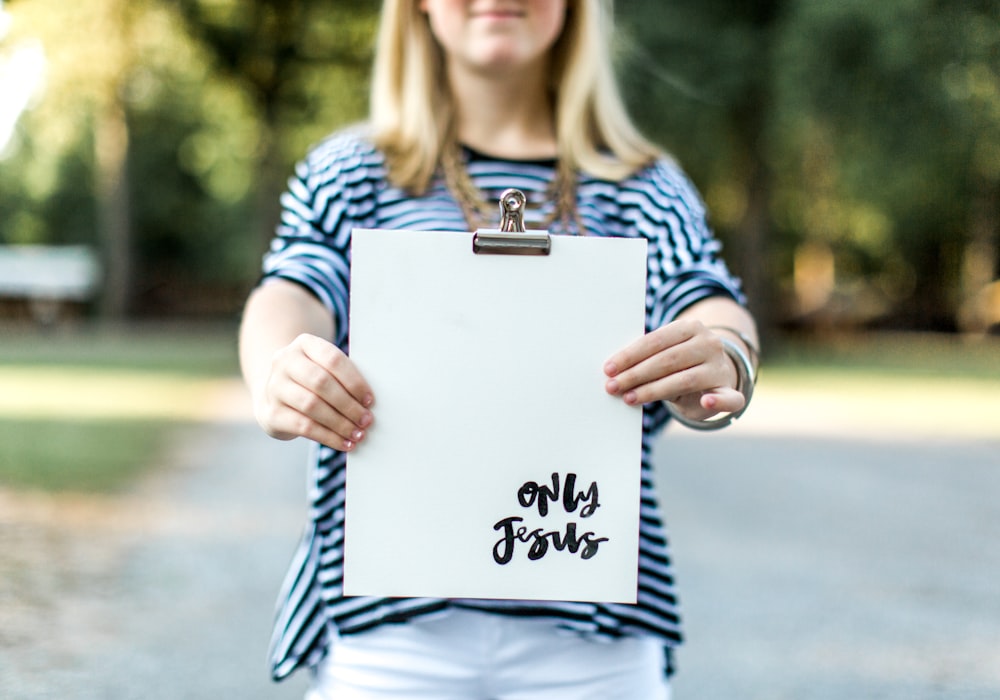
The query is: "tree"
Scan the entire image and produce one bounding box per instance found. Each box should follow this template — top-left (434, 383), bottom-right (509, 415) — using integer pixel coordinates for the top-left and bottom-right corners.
top-left (618, 0), bottom-right (788, 337)
top-left (1, 0), bottom-right (379, 316)
top-left (618, 0), bottom-right (1000, 333)
top-left (3, 1), bottom-right (995, 327)
top-left (1, 0), bottom-right (138, 316)
top-left (174, 0), bottom-right (380, 249)
top-left (771, 0), bottom-right (999, 330)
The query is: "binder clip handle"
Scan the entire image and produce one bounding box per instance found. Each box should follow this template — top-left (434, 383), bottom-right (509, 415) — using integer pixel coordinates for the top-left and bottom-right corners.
top-left (473, 189), bottom-right (551, 256)
top-left (499, 189), bottom-right (526, 233)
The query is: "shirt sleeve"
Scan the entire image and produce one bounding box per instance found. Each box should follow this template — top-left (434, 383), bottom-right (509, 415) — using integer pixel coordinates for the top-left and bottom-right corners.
top-left (634, 159), bottom-right (746, 331)
top-left (260, 133), bottom-right (380, 348)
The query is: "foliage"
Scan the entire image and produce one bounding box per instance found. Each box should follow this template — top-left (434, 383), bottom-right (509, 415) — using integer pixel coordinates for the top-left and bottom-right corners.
top-left (619, 0), bottom-right (999, 331)
top-left (0, 0), bottom-right (377, 315)
top-left (0, 0), bottom-right (997, 330)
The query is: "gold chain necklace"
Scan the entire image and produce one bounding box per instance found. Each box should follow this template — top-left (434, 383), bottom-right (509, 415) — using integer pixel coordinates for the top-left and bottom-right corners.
top-left (441, 140), bottom-right (582, 235)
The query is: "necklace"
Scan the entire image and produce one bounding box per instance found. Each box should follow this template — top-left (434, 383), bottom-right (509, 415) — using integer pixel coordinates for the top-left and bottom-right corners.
top-left (441, 139), bottom-right (582, 235)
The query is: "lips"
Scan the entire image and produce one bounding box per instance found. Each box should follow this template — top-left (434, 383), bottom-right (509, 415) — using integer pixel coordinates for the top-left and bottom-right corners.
top-left (471, 4), bottom-right (526, 19)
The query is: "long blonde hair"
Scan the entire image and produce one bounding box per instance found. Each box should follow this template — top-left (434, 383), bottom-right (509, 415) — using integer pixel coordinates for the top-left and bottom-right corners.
top-left (370, 0), bottom-right (660, 193)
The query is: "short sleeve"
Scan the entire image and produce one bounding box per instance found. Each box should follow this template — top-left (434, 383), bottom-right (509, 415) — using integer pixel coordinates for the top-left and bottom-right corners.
top-left (631, 160), bottom-right (746, 331)
top-left (260, 132), bottom-right (382, 348)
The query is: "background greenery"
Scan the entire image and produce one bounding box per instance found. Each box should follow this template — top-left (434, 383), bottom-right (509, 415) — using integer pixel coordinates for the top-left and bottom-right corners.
top-left (1, 0), bottom-right (996, 335)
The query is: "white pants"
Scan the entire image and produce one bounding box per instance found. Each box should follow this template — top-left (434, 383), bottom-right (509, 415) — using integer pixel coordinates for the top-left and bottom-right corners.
top-left (306, 609), bottom-right (671, 700)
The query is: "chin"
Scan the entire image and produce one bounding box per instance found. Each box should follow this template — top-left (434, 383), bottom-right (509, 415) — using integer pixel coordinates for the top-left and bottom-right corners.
top-left (470, 46), bottom-right (542, 73)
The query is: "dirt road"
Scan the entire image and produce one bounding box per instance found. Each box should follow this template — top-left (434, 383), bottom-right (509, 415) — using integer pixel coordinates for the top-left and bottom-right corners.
top-left (0, 384), bottom-right (310, 699)
top-left (2, 379), bottom-right (998, 699)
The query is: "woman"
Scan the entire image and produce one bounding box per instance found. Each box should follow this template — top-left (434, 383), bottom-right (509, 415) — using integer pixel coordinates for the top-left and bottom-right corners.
top-left (240, 1), bottom-right (759, 697)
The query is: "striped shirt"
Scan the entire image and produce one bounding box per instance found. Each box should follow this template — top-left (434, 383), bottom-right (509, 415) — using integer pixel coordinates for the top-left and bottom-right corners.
top-left (260, 128), bottom-right (745, 681)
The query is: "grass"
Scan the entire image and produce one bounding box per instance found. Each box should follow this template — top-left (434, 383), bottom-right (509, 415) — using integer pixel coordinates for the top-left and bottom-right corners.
top-left (0, 323), bottom-right (996, 493)
top-left (0, 321), bottom-right (239, 375)
top-left (766, 331), bottom-right (1000, 380)
top-left (740, 331), bottom-right (1000, 441)
top-left (0, 418), bottom-right (169, 493)
top-left (0, 322), bottom-right (240, 493)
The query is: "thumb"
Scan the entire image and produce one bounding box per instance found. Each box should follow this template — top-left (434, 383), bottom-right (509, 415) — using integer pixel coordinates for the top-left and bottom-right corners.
top-left (700, 386), bottom-right (746, 415)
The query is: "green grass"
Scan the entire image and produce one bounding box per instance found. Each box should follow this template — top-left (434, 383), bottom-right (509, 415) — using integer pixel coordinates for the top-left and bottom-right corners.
top-left (0, 322), bottom-right (240, 493)
top-left (738, 331), bottom-right (1000, 440)
top-left (0, 418), bottom-right (170, 493)
top-left (0, 325), bottom-right (995, 493)
top-left (0, 321), bottom-right (239, 376)
top-left (766, 331), bottom-right (1000, 380)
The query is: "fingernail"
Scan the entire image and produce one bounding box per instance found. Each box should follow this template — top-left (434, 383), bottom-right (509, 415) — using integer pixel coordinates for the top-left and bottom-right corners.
top-left (358, 412), bottom-right (372, 428)
top-left (624, 391), bottom-right (638, 405)
top-left (343, 440), bottom-right (355, 451)
top-left (604, 362), bottom-right (618, 376)
top-left (363, 394), bottom-right (375, 408)
top-left (351, 429), bottom-right (365, 442)
top-left (606, 379), bottom-right (619, 394)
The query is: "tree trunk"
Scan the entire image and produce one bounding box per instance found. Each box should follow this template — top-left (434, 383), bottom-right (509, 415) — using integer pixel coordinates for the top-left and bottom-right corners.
top-left (94, 98), bottom-right (132, 319)
top-left (730, 87), bottom-right (777, 343)
top-left (734, 152), bottom-right (774, 336)
top-left (255, 126), bottom-right (286, 254)
top-left (958, 176), bottom-right (999, 332)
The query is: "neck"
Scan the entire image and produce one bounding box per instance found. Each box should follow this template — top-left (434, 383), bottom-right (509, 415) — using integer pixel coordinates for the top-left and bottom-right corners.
top-left (447, 60), bottom-right (557, 160)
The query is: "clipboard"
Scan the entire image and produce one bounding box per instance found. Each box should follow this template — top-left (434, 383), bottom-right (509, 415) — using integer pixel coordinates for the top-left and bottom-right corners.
top-left (344, 190), bottom-right (648, 603)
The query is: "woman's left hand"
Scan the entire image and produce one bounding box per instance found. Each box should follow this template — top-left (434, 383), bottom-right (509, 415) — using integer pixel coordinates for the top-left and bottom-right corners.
top-left (603, 319), bottom-right (744, 420)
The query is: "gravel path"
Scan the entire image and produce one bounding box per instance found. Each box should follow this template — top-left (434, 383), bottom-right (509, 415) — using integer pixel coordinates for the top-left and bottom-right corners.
top-left (0, 383), bottom-right (311, 699)
top-left (662, 431), bottom-right (1000, 700)
top-left (2, 380), bottom-right (998, 699)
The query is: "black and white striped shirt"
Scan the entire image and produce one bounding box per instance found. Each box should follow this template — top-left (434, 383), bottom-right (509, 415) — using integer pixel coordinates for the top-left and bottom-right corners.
top-left (261, 128), bottom-right (745, 681)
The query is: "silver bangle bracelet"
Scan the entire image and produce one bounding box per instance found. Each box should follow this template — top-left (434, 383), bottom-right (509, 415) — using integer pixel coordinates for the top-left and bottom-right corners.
top-left (666, 337), bottom-right (756, 431)
top-left (707, 325), bottom-right (760, 371)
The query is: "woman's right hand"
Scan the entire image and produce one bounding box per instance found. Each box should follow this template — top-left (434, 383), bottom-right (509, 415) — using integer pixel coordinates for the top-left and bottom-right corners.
top-left (253, 333), bottom-right (375, 452)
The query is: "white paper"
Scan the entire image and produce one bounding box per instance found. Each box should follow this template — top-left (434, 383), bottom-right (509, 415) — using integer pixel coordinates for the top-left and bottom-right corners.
top-left (345, 228), bottom-right (647, 603)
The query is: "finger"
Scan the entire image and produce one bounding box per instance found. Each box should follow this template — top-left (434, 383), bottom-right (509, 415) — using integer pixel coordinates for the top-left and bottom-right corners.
top-left (659, 386), bottom-right (746, 423)
top-left (624, 379), bottom-right (745, 415)
top-left (299, 334), bottom-right (375, 408)
top-left (272, 405), bottom-right (364, 452)
top-left (255, 386), bottom-right (364, 451)
top-left (280, 378), bottom-right (371, 441)
top-left (618, 354), bottom-right (736, 406)
top-left (263, 344), bottom-right (373, 440)
top-left (287, 357), bottom-right (374, 431)
top-left (605, 340), bottom-right (697, 397)
top-left (699, 387), bottom-right (746, 415)
top-left (605, 322), bottom-right (715, 396)
top-left (282, 336), bottom-right (373, 429)
top-left (261, 369), bottom-right (370, 442)
top-left (615, 363), bottom-right (709, 406)
top-left (604, 319), bottom-right (702, 378)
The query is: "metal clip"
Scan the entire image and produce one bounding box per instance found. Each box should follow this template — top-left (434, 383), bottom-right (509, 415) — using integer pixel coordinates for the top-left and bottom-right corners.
top-left (472, 188), bottom-right (551, 256)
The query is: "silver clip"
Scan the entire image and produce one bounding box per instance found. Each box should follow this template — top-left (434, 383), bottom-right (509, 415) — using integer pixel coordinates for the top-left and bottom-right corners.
top-left (499, 189), bottom-right (526, 232)
top-left (472, 188), bottom-right (551, 256)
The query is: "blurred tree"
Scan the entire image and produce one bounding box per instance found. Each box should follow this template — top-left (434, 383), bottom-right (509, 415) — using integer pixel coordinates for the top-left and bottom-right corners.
top-left (618, 0), bottom-right (999, 333)
top-left (0, 0), bottom-right (45, 153)
top-left (1, 0), bottom-right (378, 316)
top-left (772, 0), bottom-right (999, 330)
top-left (617, 0), bottom-right (787, 337)
top-left (174, 0), bottom-right (379, 249)
top-left (1, 0), bottom-right (138, 316)
top-left (2, 0), bottom-right (995, 327)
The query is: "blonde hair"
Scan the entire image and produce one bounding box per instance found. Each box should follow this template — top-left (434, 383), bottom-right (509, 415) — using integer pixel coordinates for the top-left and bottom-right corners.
top-left (370, 0), bottom-right (660, 193)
